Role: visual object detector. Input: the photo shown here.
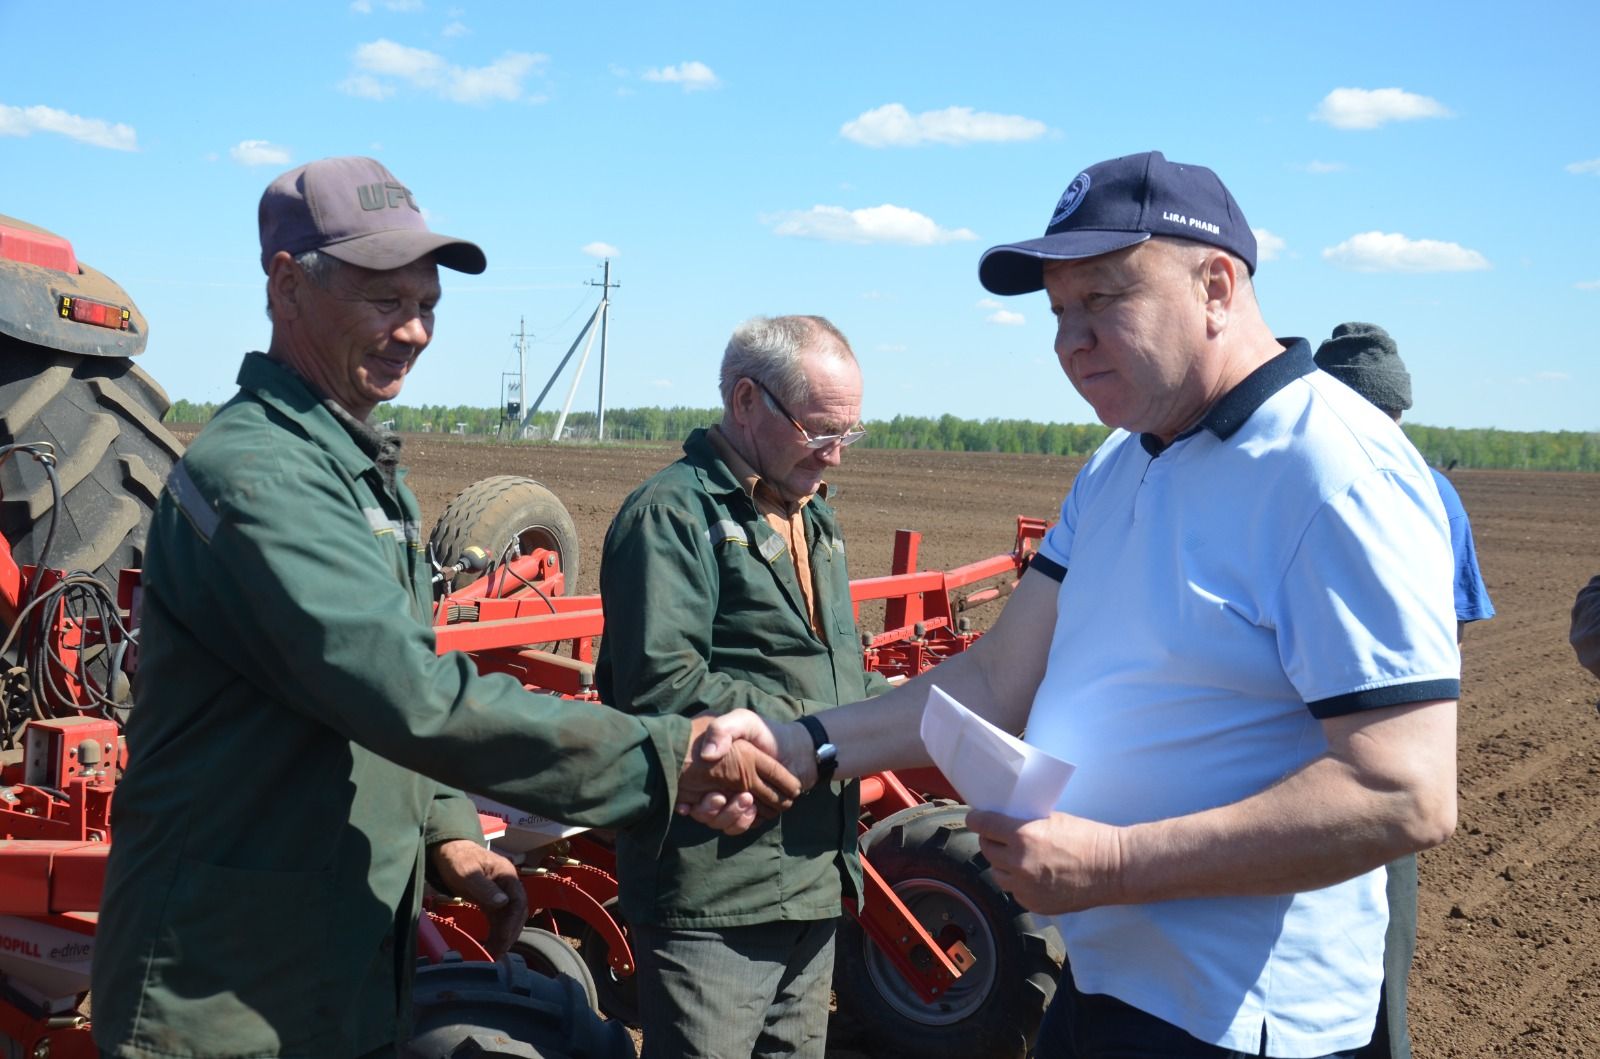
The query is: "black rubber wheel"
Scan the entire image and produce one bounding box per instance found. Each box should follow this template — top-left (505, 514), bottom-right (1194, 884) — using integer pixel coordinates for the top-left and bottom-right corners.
top-left (832, 804), bottom-right (1064, 1058)
top-left (0, 339), bottom-right (183, 584)
top-left (405, 953), bottom-right (635, 1059)
top-left (575, 897), bottom-right (641, 1028)
top-left (429, 475), bottom-right (580, 593)
top-left (511, 926), bottom-right (602, 1016)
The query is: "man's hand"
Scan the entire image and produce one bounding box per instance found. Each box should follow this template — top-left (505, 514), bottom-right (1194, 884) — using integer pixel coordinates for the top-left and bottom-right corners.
top-left (675, 710), bottom-right (804, 834)
top-left (428, 839), bottom-right (528, 957)
top-left (966, 809), bottom-right (1124, 916)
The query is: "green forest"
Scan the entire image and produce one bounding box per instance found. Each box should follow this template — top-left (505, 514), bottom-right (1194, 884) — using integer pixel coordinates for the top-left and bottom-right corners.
top-left (165, 399), bottom-right (1600, 472)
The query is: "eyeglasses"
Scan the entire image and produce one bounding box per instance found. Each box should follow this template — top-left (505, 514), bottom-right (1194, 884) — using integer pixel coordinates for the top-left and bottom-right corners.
top-left (750, 378), bottom-right (867, 450)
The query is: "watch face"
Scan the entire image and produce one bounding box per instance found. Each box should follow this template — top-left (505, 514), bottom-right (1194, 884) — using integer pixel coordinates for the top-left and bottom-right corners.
top-left (816, 742), bottom-right (839, 780)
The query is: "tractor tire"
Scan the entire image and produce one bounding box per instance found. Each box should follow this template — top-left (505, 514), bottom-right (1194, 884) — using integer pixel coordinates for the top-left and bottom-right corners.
top-left (429, 476), bottom-right (580, 593)
top-left (0, 339), bottom-right (183, 585)
top-left (575, 897), bottom-right (641, 1028)
top-left (832, 804), bottom-right (1064, 1058)
top-left (405, 953), bottom-right (635, 1059)
top-left (511, 926), bottom-right (602, 1016)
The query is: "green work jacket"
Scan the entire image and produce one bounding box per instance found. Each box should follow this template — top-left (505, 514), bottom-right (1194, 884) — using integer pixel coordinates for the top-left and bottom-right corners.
top-left (92, 353), bottom-right (689, 1059)
top-left (596, 428), bottom-right (890, 929)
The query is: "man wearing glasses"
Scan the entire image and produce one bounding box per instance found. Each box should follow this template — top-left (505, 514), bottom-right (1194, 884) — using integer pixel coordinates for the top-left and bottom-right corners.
top-left (596, 315), bottom-right (886, 1058)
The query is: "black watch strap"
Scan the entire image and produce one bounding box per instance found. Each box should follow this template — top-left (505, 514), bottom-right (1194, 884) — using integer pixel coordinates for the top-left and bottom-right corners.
top-left (796, 714), bottom-right (839, 784)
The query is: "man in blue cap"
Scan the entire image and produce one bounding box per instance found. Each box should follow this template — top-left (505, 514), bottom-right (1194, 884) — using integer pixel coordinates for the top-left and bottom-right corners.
top-left (695, 151), bottom-right (1462, 1057)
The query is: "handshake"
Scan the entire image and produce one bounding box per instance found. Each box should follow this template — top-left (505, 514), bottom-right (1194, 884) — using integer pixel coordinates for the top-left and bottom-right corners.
top-left (673, 710), bottom-right (819, 834)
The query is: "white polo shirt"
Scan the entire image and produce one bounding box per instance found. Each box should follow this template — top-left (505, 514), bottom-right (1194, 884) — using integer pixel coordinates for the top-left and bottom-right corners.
top-left (1025, 340), bottom-right (1459, 1057)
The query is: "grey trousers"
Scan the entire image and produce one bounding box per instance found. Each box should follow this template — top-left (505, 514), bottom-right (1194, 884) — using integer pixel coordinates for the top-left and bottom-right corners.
top-left (1354, 854), bottom-right (1416, 1059)
top-left (633, 918), bottom-right (837, 1059)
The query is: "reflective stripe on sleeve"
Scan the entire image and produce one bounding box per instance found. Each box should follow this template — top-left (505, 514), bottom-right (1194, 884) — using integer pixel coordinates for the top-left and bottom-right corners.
top-left (166, 460), bottom-right (220, 543)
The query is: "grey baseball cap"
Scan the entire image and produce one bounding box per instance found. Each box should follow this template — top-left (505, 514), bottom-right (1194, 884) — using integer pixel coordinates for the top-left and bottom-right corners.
top-left (258, 156), bottom-right (486, 275)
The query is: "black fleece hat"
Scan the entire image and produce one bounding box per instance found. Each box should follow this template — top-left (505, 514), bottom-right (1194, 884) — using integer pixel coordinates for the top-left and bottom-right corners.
top-left (1314, 321), bottom-right (1413, 413)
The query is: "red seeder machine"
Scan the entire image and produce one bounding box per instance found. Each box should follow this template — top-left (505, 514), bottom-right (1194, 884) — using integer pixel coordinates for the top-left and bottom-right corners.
top-left (0, 215), bottom-right (1064, 1058)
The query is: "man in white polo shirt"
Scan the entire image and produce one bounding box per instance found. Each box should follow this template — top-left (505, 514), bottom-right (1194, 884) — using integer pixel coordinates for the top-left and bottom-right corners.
top-left (688, 151), bottom-right (1460, 1058)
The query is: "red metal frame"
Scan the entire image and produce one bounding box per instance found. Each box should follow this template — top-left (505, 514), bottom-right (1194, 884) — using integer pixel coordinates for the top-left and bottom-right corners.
top-left (0, 514), bottom-right (1046, 1048)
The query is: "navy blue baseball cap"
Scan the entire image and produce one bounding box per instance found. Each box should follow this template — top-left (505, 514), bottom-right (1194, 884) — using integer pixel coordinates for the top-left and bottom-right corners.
top-left (978, 151), bottom-right (1256, 296)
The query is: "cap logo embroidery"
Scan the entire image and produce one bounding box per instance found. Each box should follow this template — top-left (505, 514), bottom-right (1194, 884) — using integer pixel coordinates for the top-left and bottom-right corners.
top-left (356, 182), bottom-right (419, 213)
top-left (1161, 210), bottom-right (1221, 237)
top-left (1049, 172), bottom-right (1091, 228)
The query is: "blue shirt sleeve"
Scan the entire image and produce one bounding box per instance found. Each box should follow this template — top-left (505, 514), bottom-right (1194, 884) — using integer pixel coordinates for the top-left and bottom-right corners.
top-left (1278, 467), bottom-right (1461, 716)
top-left (1430, 469), bottom-right (1495, 623)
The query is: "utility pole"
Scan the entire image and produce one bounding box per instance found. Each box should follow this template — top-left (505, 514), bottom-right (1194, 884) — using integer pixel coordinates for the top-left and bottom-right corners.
top-left (526, 260), bottom-right (619, 442)
top-left (514, 318), bottom-right (529, 437)
top-left (587, 261), bottom-right (619, 441)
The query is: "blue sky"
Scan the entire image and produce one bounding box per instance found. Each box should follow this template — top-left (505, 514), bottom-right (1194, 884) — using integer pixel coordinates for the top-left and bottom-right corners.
top-left (3, 0), bottom-right (1596, 432)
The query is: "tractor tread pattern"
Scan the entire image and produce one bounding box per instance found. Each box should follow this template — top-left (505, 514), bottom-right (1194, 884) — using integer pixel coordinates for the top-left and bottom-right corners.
top-left (89, 376), bottom-right (185, 459)
top-left (406, 954), bottom-right (634, 1058)
top-left (0, 355), bottom-right (73, 437)
top-left (0, 344), bottom-right (183, 584)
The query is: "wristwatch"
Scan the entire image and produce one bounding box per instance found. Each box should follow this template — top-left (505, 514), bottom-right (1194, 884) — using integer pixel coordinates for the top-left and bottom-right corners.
top-left (796, 714), bottom-right (839, 785)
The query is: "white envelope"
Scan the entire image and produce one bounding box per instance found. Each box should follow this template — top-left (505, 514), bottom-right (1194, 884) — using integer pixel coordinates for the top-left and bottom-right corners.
top-left (918, 684), bottom-right (1074, 820)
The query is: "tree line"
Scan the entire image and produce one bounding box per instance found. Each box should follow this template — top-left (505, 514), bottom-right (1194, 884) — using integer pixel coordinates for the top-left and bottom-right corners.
top-left (164, 399), bottom-right (1600, 471)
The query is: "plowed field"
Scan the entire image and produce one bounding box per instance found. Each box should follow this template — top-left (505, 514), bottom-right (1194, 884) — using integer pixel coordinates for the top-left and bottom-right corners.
top-left (404, 435), bottom-right (1599, 1056)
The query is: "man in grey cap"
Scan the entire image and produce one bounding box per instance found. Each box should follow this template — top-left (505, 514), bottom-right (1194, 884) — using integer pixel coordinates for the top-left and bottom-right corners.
top-left (91, 156), bottom-right (798, 1059)
top-left (695, 150), bottom-right (1462, 1057)
top-left (1315, 321), bottom-right (1494, 1059)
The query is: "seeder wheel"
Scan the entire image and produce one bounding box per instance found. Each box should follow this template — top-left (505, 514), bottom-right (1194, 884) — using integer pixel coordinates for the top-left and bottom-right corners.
top-left (405, 953), bottom-right (634, 1059)
top-left (576, 897), bottom-right (641, 1028)
top-left (833, 804), bottom-right (1063, 1058)
top-left (511, 926), bottom-right (602, 1015)
top-left (429, 476), bottom-right (581, 593)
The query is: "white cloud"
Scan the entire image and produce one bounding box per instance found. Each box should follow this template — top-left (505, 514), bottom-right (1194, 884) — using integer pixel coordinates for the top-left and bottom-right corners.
top-left (1254, 228), bottom-right (1286, 262)
top-left (350, 0), bottom-right (371, 11)
top-left (1576, 279), bottom-right (1600, 290)
top-left (642, 61), bottom-right (719, 91)
top-left (987, 310), bottom-right (1026, 326)
top-left (582, 241), bottom-right (619, 258)
top-left (1535, 371), bottom-right (1571, 382)
top-left (649, 378), bottom-right (673, 389)
top-left (1565, 158), bottom-right (1600, 175)
top-left (1312, 88), bottom-right (1452, 130)
top-left (976, 297), bottom-right (1002, 309)
top-left (350, 0), bottom-right (421, 11)
top-left (340, 74), bottom-right (394, 100)
top-left (351, 38), bottom-right (447, 78)
top-left (229, 139), bottom-right (291, 166)
top-left (1322, 231), bottom-right (1489, 272)
top-left (445, 54), bottom-right (542, 103)
top-left (841, 103), bottom-right (1048, 147)
top-left (442, 21), bottom-right (468, 37)
top-left (1300, 160), bottom-right (1347, 174)
top-left (764, 204), bottom-right (976, 246)
top-left (341, 39), bottom-right (545, 104)
top-left (0, 102), bottom-right (137, 151)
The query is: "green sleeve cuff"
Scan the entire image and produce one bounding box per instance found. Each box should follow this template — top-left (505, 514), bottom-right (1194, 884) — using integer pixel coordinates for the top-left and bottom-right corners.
top-left (624, 713), bottom-right (692, 856)
top-left (423, 785), bottom-right (488, 847)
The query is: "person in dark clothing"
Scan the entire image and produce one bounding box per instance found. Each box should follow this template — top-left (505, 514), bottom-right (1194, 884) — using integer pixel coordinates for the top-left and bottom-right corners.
top-left (1315, 320), bottom-right (1495, 1059)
